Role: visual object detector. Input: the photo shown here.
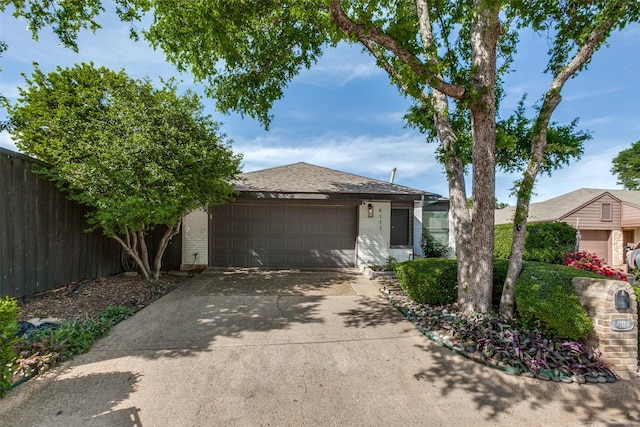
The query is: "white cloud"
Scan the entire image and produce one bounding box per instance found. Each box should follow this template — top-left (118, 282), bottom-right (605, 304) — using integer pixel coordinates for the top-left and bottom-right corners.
top-left (0, 131), bottom-right (19, 152)
top-left (297, 44), bottom-right (384, 87)
top-left (234, 131), bottom-right (446, 193)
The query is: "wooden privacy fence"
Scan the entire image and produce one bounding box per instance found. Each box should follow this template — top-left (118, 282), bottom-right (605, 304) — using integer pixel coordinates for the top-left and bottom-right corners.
top-left (0, 148), bottom-right (182, 298)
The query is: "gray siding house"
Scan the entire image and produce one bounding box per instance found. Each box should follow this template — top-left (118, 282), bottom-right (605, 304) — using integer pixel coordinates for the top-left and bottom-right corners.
top-left (181, 162), bottom-right (449, 269)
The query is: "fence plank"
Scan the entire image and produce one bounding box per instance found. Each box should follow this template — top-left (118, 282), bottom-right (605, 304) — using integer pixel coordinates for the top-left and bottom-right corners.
top-left (1, 148), bottom-right (184, 298)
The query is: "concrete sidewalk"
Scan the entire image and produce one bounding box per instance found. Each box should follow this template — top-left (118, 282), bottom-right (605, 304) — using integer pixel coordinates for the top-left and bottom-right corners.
top-left (1, 268), bottom-right (638, 426)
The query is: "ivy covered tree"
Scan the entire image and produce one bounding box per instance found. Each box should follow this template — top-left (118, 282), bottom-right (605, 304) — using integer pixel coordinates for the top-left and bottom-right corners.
top-left (3, 63), bottom-right (242, 281)
top-left (2, 1), bottom-right (639, 314)
top-left (611, 140), bottom-right (640, 190)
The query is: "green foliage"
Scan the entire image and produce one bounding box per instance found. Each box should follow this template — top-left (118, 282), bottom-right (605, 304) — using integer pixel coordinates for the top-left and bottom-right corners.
top-left (385, 256), bottom-right (398, 271)
top-left (515, 262), bottom-right (596, 340)
top-left (0, 297), bottom-right (19, 397)
top-left (611, 140), bottom-right (640, 190)
top-left (4, 63), bottom-right (242, 279)
top-left (395, 259), bottom-right (458, 305)
top-left (494, 222), bottom-right (576, 264)
top-left (420, 229), bottom-right (451, 258)
top-left (396, 258), bottom-right (509, 309)
top-left (496, 98), bottom-right (589, 176)
top-left (16, 306), bottom-right (134, 378)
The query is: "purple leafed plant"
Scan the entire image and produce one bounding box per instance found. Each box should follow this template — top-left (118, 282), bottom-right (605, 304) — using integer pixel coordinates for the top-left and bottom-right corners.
top-left (449, 312), bottom-right (615, 379)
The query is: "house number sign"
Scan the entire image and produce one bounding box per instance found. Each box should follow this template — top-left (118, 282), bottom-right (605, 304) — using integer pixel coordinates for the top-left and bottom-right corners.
top-left (610, 318), bottom-right (634, 332)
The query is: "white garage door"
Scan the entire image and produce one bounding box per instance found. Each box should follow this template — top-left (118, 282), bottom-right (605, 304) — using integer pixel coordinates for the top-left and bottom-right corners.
top-left (209, 202), bottom-right (357, 268)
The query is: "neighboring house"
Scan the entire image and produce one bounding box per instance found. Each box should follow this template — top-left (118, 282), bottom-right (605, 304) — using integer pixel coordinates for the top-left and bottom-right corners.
top-left (181, 162), bottom-right (449, 269)
top-left (495, 188), bottom-right (640, 266)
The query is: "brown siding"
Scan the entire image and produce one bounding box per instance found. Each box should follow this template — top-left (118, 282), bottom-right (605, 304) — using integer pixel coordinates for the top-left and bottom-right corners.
top-left (621, 203), bottom-right (640, 227)
top-left (562, 194), bottom-right (621, 231)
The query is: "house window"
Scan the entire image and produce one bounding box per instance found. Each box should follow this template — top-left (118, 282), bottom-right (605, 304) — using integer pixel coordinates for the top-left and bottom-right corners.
top-left (601, 203), bottom-right (612, 222)
top-left (422, 210), bottom-right (449, 246)
top-left (391, 209), bottom-right (411, 246)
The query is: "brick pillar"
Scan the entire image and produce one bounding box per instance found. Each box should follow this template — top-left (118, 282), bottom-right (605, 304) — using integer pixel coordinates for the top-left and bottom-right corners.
top-left (573, 277), bottom-right (638, 378)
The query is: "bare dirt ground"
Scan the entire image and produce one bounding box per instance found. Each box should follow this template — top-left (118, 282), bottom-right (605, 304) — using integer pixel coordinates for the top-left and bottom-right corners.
top-left (17, 272), bottom-right (194, 322)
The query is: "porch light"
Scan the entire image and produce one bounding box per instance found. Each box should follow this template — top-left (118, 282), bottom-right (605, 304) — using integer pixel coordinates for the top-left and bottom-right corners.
top-left (615, 290), bottom-right (630, 309)
top-left (368, 203), bottom-right (374, 218)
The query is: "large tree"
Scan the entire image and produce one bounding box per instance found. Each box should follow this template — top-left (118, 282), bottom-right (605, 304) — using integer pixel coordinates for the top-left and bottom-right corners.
top-left (611, 140), bottom-right (640, 190)
top-left (3, 63), bottom-right (242, 280)
top-left (2, 1), bottom-right (638, 313)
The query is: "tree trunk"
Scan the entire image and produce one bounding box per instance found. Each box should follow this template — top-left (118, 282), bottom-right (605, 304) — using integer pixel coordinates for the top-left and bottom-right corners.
top-left (462, 0), bottom-right (501, 313)
top-left (499, 16), bottom-right (618, 317)
top-left (152, 221), bottom-right (182, 281)
top-left (430, 90), bottom-right (473, 303)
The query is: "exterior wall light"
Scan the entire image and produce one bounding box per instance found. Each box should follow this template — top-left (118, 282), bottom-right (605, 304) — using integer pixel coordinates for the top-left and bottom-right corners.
top-left (368, 203), bottom-right (374, 218)
top-left (615, 290), bottom-right (630, 309)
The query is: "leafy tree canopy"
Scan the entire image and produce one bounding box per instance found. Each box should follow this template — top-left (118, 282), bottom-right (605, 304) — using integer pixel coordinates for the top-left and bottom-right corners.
top-left (2, 0), bottom-right (638, 312)
top-left (611, 140), bottom-right (640, 190)
top-left (3, 62), bottom-right (242, 279)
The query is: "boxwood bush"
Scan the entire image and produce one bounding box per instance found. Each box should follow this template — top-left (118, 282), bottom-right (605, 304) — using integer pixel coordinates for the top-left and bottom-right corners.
top-left (515, 262), bottom-right (598, 340)
top-left (395, 258), bottom-right (510, 309)
top-left (395, 258), bottom-right (596, 340)
top-left (395, 258), bottom-right (458, 305)
top-left (494, 222), bottom-right (577, 264)
top-left (1, 297), bottom-right (20, 397)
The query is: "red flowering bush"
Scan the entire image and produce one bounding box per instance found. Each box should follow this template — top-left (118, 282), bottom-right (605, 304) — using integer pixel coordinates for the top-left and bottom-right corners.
top-left (562, 251), bottom-right (628, 281)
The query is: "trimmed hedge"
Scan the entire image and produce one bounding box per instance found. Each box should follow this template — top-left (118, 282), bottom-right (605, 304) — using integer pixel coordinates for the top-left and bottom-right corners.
top-left (395, 258), bottom-right (509, 309)
top-left (395, 259), bottom-right (458, 305)
top-left (515, 262), bottom-right (598, 340)
top-left (494, 222), bottom-right (577, 264)
top-left (396, 258), bottom-right (596, 340)
top-left (1, 297), bottom-right (19, 397)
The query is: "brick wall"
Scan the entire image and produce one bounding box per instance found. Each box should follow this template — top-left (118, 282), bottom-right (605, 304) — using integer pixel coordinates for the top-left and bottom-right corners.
top-left (181, 209), bottom-right (208, 270)
top-left (573, 277), bottom-right (638, 377)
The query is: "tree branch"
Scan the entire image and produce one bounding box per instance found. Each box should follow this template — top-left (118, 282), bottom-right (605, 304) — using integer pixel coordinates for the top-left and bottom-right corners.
top-left (329, 0), bottom-right (465, 100)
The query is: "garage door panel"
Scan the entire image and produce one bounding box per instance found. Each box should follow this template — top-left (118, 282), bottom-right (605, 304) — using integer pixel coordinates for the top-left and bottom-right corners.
top-left (210, 203), bottom-right (356, 267)
top-left (269, 238), bottom-right (284, 249)
top-left (580, 230), bottom-right (610, 263)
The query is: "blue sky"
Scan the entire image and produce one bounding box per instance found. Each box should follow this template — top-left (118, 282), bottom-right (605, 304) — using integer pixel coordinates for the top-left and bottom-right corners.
top-left (1, 10), bottom-right (639, 204)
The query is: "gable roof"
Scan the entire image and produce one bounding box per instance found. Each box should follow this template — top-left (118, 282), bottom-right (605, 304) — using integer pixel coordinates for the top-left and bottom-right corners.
top-left (235, 162), bottom-right (441, 201)
top-left (495, 188), bottom-right (640, 224)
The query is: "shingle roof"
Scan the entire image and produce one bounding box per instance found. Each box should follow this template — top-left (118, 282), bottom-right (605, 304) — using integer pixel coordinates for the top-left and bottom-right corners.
top-left (235, 162), bottom-right (440, 199)
top-left (495, 188), bottom-right (640, 224)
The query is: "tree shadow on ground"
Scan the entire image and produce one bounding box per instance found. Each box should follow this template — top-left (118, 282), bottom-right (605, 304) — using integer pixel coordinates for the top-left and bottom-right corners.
top-left (80, 269), bottom-right (341, 362)
top-left (0, 371), bottom-right (142, 426)
top-left (412, 341), bottom-right (639, 425)
top-left (337, 295), bottom-right (415, 330)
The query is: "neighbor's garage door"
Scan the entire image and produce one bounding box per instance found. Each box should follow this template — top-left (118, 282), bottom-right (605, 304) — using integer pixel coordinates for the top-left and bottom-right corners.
top-left (579, 230), bottom-right (611, 263)
top-left (209, 202), bottom-right (357, 267)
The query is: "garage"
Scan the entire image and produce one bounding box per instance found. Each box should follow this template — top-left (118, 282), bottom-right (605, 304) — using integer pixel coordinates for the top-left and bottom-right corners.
top-left (579, 230), bottom-right (611, 263)
top-left (209, 201), bottom-right (358, 267)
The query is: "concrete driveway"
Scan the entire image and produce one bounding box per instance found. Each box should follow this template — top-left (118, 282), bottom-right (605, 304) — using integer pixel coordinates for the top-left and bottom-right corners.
top-left (1, 268), bottom-right (638, 426)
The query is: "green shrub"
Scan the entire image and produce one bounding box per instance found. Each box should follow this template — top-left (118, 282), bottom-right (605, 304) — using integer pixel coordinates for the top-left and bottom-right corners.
top-left (395, 258), bottom-right (458, 305)
top-left (492, 258), bottom-right (510, 308)
top-left (0, 297), bottom-right (20, 397)
top-left (493, 225), bottom-right (513, 259)
top-left (420, 229), bottom-right (451, 258)
top-left (397, 258), bottom-right (511, 310)
top-left (19, 306), bottom-right (134, 369)
top-left (515, 262), bottom-right (597, 339)
top-left (494, 222), bottom-right (577, 264)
